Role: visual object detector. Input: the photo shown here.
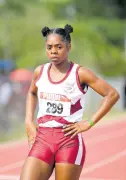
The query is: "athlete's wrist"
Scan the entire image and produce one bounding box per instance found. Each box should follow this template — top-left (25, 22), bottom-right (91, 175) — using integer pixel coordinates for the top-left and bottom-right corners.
top-left (89, 120), bottom-right (95, 127)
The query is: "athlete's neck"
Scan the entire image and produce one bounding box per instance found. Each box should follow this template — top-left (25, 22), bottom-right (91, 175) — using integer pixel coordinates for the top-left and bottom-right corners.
top-left (51, 60), bottom-right (71, 73)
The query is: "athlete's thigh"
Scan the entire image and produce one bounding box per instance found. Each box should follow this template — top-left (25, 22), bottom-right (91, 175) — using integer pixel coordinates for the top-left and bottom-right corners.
top-left (55, 163), bottom-right (83, 180)
top-left (20, 157), bottom-right (54, 180)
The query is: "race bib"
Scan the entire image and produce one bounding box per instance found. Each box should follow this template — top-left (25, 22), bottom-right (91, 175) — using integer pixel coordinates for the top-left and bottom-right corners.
top-left (39, 92), bottom-right (71, 116)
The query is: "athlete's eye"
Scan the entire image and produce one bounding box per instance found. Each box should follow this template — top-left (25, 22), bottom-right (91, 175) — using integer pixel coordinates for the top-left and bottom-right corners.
top-left (57, 46), bottom-right (62, 49)
top-left (47, 46), bottom-right (52, 50)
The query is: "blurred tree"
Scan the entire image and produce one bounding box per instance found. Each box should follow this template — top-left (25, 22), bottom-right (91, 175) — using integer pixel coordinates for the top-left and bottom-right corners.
top-left (42, 0), bottom-right (125, 48)
top-left (43, 0), bottom-right (126, 76)
top-left (0, 1), bottom-right (125, 77)
top-left (43, 0), bottom-right (122, 19)
top-left (0, 0), bottom-right (39, 60)
top-left (116, 0), bottom-right (126, 18)
top-left (72, 21), bottom-right (126, 76)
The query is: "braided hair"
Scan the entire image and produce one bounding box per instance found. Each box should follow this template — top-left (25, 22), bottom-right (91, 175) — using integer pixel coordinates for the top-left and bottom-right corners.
top-left (41, 24), bottom-right (73, 43)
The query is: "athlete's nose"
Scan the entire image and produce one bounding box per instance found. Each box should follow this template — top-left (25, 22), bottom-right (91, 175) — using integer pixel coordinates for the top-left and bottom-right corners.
top-left (51, 47), bottom-right (57, 54)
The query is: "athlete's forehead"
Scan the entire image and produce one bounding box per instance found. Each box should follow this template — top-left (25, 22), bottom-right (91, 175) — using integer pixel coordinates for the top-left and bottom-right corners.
top-left (46, 34), bottom-right (64, 45)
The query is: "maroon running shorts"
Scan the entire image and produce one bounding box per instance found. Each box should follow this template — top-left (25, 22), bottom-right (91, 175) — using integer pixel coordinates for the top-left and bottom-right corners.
top-left (28, 127), bottom-right (86, 166)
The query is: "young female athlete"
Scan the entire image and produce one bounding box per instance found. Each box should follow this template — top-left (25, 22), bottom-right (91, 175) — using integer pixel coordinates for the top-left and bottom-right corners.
top-left (20, 24), bottom-right (120, 180)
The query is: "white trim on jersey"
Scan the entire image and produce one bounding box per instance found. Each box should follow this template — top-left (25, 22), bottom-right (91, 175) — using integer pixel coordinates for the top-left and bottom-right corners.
top-left (75, 134), bottom-right (83, 165)
top-left (36, 62), bottom-right (88, 127)
top-left (39, 121), bottom-right (63, 127)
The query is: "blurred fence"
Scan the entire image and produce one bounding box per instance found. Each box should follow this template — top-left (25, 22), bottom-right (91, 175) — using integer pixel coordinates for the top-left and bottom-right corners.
top-left (0, 73), bottom-right (30, 135)
top-left (85, 76), bottom-right (126, 114)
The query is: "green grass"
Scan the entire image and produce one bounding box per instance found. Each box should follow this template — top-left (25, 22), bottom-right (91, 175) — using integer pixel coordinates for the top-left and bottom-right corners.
top-left (0, 123), bottom-right (26, 143)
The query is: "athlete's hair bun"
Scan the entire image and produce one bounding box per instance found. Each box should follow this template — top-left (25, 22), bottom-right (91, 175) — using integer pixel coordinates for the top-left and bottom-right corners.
top-left (64, 24), bottom-right (73, 34)
top-left (41, 26), bottom-right (50, 37)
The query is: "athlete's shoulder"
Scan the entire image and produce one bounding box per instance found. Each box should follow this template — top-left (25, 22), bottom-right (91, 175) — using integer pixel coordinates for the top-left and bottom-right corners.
top-left (78, 66), bottom-right (97, 84)
top-left (34, 65), bottom-right (43, 73)
top-left (78, 66), bottom-right (93, 75)
top-left (33, 64), bottom-right (44, 81)
top-left (72, 63), bottom-right (92, 75)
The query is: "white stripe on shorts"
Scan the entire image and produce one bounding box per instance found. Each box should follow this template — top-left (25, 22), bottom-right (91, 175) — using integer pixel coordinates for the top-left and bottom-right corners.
top-left (75, 133), bottom-right (83, 165)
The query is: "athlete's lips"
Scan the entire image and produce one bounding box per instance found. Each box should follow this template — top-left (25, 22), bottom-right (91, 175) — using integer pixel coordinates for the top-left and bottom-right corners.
top-left (51, 56), bottom-right (59, 59)
top-left (51, 56), bottom-right (59, 61)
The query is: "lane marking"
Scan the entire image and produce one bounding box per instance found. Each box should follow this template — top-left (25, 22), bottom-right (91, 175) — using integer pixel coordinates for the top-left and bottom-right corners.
top-left (0, 123), bottom-right (126, 177)
top-left (0, 175), bottom-right (117, 180)
top-left (80, 178), bottom-right (117, 180)
top-left (0, 160), bottom-right (24, 173)
top-left (82, 150), bottom-right (126, 175)
top-left (0, 128), bottom-right (126, 173)
top-left (85, 128), bottom-right (126, 145)
top-left (0, 175), bottom-right (19, 180)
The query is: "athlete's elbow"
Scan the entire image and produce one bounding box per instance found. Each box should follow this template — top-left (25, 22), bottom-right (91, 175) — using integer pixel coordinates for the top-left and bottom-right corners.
top-left (113, 90), bottom-right (120, 101)
top-left (27, 90), bottom-right (37, 97)
top-left (109, 89), bottom-right (120, 103)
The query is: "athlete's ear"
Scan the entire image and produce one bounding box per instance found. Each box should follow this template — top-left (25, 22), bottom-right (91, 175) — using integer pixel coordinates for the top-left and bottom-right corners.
top-left (67, 43), bottom-right (71, 52)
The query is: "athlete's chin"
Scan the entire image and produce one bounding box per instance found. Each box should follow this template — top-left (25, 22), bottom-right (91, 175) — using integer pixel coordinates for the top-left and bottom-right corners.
top-left (50, 59), bottom-right (62, 65)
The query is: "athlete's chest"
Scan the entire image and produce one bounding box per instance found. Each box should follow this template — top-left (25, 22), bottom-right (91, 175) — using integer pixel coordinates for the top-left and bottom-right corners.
top-left (37, 78), bottom-right (77, 98)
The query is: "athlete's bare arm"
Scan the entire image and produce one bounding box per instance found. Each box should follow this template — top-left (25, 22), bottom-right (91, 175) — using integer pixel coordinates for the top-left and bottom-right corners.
top-left (79, 67), bottom-right (120, 124)
top-left (63, 66), bottom-right (120, 138)
top-left (25, 65), bottom-right (42, 148)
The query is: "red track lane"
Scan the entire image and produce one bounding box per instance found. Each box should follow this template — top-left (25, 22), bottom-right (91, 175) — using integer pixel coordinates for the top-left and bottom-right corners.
top-left (0, 142), bottom-right (28, 167)
top-left (83, 155), bottom-right (126, 180)
top-left (0, 120), bottom-right (126, 180)
top-left (83, 119), bottom-right (126, 139)
top-left (3, 168), bottom-right (22, 176)
top-left (81, 135), bottom-right (126, 179)
top-left (84, 130), bottom-right (126, 167)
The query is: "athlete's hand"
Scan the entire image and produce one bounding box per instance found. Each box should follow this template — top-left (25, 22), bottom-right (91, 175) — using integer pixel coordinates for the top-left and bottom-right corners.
top-left (62, 121), bottom-right (92, 138)
top-left (25, 122), bottom-right (38, 149)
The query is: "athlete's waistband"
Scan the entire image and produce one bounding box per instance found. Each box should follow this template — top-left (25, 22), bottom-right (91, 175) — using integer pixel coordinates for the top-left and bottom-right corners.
top-left (38, 124), bottom-right (68, 129)
top-left (37, 126), bottom-right (67, 134)
top-left (37, 115), bottom-right (75, 125)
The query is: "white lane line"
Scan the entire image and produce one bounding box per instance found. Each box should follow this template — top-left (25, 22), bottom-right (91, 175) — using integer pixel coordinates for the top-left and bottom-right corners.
top-left (95, 118), bottom-right (125, 128)
top-left (0, 127), bottom-right (126, 174)
top-left (0, 175), bottom-right (19, 180)
top-left (82, 150), bottom-right (126, 175)
top-left (85, 128), bottom-right (126, 145)
top-left (80, 178), bottom-right (117, 180)
top-left (0, 175), bottom-right (117, 180)
top-left (0, 160), bottom-right (24, 173)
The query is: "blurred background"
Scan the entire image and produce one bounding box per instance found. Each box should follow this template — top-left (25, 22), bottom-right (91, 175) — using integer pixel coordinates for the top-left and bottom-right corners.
top-left (0, 0), bottom-right (126, 143)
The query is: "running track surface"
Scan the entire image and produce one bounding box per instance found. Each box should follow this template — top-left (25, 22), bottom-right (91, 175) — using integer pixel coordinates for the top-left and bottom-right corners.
top-left (0, 119), bottom-right (126, 180)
